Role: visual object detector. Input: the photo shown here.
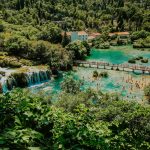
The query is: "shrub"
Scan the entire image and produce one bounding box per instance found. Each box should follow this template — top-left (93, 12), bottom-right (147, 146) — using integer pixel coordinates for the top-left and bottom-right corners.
top-left (128, 58), bottom-right (136, 64)
top-left (131, 30), bottom-right (150, 42)
top-left (144, 84), bottom-right (150, 101)
top-left (66, 41), bottom-right (88, 60)
top-left (0, 52), bottom-right (8, 56)
top-left (135, 56), bottom-right (143, 60)
top-left (9, 61), bottom-right (22, 68)
top-left (4, 35), bottom-right (30, 57)
top-left (0, 21), bottom-right (4, 32)
top-left (141, 58), bottom-right (148, 63)
top-left (19, 59), bottom-right (34, 66)
top-left (37, 23), bottom-right (62, 44)
top-left (99, 71), bottom-right (108, 78)
top-left (100, 42), bottom-right (110, 49)
top-left (0, 58), bottom-right (22, 68)
top-left (92, 36), bottom-right (110, 49)
top-left (133, 36), bottom-right (150, 48)
top-left (0, 71), bottom-right (5, 76)
top-left (109, 34), bottom-right (117, 40)
top-left (61, 76), bottom-right (83, 94)
top-left (93, 70), bottom-right (99, 78)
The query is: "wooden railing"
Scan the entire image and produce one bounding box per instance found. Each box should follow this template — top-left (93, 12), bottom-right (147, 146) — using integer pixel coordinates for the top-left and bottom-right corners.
top-left (74, 60), bottom-right (150, 73)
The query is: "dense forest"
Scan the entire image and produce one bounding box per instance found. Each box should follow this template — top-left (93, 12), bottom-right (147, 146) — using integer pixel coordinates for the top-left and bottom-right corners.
top-left (0, 0), bottom-right (150, 31)
top-left (0, 0), bottom-right (150, 68)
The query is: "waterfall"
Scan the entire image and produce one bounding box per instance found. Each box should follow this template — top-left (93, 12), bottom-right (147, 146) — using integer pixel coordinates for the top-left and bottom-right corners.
top-left (0, 69), bottom-right (51, 93)
top-left (26, 70), bottom-right (51, 87)
top-left (0, 77), bottom-right (8, 93)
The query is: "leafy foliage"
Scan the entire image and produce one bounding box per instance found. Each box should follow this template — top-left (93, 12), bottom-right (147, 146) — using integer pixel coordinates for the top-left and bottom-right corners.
top-left (144, 84), bottom-right (150, 101)
top-left (66, 41), bottom-right (90, 60)
top-left (0, 0), bottom-right (150, 32)
top-left (0, 89), bottom-right (150, 149)
top-left (61, 76), bottom-right (83, 94)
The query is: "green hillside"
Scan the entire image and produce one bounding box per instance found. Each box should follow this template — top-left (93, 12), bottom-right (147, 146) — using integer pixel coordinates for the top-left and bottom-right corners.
top-left (0, 0), bottom-right (150, 31)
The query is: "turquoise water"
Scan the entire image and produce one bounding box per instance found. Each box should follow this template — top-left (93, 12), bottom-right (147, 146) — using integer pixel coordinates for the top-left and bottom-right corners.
top-left (88, 46), bottom-right (150, 66)
top-left (29, 46), bottom-right (150, 101)
top-left (73, 67), bottom-right (148, 101)
top-left (88, 49), bottom-right (129, 64)
top-left (29, 67), bottom-right (148, 101)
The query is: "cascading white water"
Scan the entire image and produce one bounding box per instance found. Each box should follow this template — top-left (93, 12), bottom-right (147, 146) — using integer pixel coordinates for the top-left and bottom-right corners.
top-left (0, 67), bottom-right (16, 93)
top-left (0, 68), bottom-right (51, 93)
top-left (0, 77), bottom-right (8, 93)
top-left (26, 70), bottom-right (51, 87)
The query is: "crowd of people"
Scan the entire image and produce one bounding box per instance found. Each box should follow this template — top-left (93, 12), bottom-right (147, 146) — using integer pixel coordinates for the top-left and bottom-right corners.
top-left (80, 68), bottom-right (150, 101)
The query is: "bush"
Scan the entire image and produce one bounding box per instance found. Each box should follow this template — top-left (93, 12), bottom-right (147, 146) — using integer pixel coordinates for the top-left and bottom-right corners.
top-left (93, 70), bottom-right (99, 78)
top-left (144, 84), bottom-right (150, 101)
top-left (0, 71), bottom-right (5, 76)
top-left (135, 56), bottom-right (143, 60)
top-left (109, 34), bottom-right (117, 40)
top-left (37, 23), bottom-right (62, 44)
top-left (61, 76), bottom-right (83, 94)
top-left (4, 35), bottom-right (30, 57)
top-left (9, 61), bottom-right (22, 68)
top-left (117, 37), bottom-right (126, 46)
top-left (66, 41), bottom-right (88, 60)
top-left (19, 59), bottom-right (33, 66)
top-left (0, 52), bottom-right (8, 56)
top-left (128, 58), bottom-right (136, 64)
top-left (0, 58), bottom-right (22, 68)
top-left (92, 35), bottom-right (110, 49)
top-left (133, 37), bottom-right (150, 48)
top-left (141, 58), bottom-right (148, 63)
top-left (0, 87), bottom-right (150, 149)
top-left (131, 30), bottom-right (150, 42)
top-left (99, 71), bottom-right (108, 78)
top-left (0, 21), bottom-right (4, 32)
top-left (94, 41), bottom-right (110, 49)
top-left (100, 42), bottom-right (110, 49)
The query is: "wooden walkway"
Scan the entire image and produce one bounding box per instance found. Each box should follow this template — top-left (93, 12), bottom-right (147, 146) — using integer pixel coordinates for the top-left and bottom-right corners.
top-left (74, 60), bottom-right (150, 74)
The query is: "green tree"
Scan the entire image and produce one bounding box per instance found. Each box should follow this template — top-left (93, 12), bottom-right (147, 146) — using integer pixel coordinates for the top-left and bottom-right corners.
top-left (66, 41), bottom-right (87, 60)
top-left (32, 41), bottom-right (50, 63)
top-left (144, 84), bottom-right (150, 101)
top-left (0, 21), bottom-right (4, 32)
top-left (5, 36), bottom-right (29, 57)
top-left (82, 40), bottom-right (91, 56)
top-left (38, 23), bottom-right (62, 43)
top-left (61, 31), bottom-right (70, 47)
top-left (61, 76), bottom-right (83, 94)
